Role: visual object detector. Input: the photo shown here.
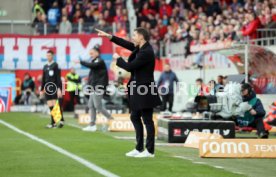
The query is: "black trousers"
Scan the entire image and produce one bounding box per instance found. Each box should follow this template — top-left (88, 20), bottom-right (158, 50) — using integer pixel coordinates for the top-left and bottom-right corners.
top-left (130, 108), bottom-right (155, 154)
top-left (248, 116), bottom-right (266, 135)
top-left (68, 91), bottom-right (80, 111)
top-left (161, 94), bottom-right (174, 112)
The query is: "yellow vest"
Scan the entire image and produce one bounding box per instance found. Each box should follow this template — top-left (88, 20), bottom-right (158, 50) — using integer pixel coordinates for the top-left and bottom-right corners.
top-left (66, 73), bottom-right (81, 92)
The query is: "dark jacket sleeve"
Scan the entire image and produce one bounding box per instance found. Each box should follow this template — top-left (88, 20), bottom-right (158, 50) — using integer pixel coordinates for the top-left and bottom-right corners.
top-left (253, 99), bottom-right (266, 118)
top-left (110, 35), bottom-right (136, 51)
top-left (116, 51), bottom-right (151, 72)
top-left (80, 60), bottom-right (104, 69)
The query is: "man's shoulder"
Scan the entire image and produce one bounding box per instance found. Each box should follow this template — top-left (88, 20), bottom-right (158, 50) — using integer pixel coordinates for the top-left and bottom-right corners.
top-left (139, 44), bottom-right (155, 56)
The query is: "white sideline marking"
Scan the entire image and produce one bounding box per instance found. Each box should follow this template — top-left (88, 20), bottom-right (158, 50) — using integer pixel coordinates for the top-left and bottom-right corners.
top-left (174, 156), bottom-right (245, 176)
top-left (0, 119), bottom-right (119, 177)
top-left (67, 123), bottom-right (83, 129)
top-left (214, 166), bottom-right (224, 169)
top-left (193, 162), bottom-right (207, 165)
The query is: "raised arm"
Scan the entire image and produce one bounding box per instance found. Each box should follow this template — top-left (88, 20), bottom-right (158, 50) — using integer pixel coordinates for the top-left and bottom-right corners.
top-left (80, 59), bottom-right (104, 69)
top-left (96, 28), bottom-right (135, 51)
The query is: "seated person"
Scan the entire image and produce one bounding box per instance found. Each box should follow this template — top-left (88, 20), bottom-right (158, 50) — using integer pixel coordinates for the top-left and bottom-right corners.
top-left (14, 73), bottom-right (35, 104)
top-left (237, 83), bottom-right (269, 138)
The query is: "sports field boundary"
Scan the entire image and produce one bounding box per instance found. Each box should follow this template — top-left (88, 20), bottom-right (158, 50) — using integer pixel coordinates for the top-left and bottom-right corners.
top-left (0, 119), bottom-right (119, 177)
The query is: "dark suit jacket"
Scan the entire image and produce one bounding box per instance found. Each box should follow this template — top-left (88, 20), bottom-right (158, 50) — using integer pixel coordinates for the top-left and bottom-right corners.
top-left (80, 57), bottom-right (108, 88)
top-left (111, 36), bottom-right (161, 111)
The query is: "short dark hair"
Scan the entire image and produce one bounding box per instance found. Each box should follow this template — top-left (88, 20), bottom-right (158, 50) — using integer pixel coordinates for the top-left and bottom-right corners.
top-left (134, 27), bottom-right (150, 41)
top-left (92, 44), bottom-right (100, 53)
top-left (47, 50), bottom-right (54, 55)
top-left (196, 78), bottom-right (203, 83)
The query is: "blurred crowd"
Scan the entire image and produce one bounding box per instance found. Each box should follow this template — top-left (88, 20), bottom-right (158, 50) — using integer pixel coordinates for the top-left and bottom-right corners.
top-left (134, 0), bottom-right (276, 56)
top-left (32, 0), bottom-right (129, 34)
top-left (31, 0), bottom-right (276, 57)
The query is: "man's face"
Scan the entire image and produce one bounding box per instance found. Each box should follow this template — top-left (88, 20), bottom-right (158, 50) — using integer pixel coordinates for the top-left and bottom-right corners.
top-left (242, 89), bottom-right (249, 96)
top-left (196, 81), bottom-right (202, 87)
top-left (46, 53), bottom-right (53, 62)
top-left (132, 31), bottom-right (142, 46)
top-left (164, 64), bottom-right (171, 72)
top-left (71, 68), bottom-right (75, 74)
top-left (217, 76), bottom-right (223, 83)
top-left (24, 74), bottom-right (30, 80)
top-left (90, 49), bottom-right (98, 59)
top-left (62, 16), bottom-right (67, 22)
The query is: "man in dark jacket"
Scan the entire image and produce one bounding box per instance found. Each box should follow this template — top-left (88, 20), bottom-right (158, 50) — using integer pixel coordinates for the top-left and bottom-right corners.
top-left (237, 83), bottom-right (269, 138)
top-left (75, 46), bottom-right (113, 132)
top-left (97, 27), bottom-right (162, 158)
top-left (157, 63), bottom-right (178, 112)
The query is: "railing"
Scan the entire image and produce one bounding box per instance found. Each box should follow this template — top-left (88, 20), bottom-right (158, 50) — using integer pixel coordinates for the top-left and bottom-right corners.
top-left (257, 28), bottom-right (276, 39)
top-left (0, 20), bottom-right (32, 34)
top-left (34, 22), bottom-right (113, 35)
top-left (0, 20), bottom-right (126, 35)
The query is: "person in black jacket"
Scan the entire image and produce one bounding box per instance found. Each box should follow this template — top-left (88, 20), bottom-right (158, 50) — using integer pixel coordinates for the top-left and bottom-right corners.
top-left (75, 45), bottom-right (113, 132)
top-left (40, 50), bottom-right (64, 128)
top-left (238, 83), bottom-right (269, 138)
top-left (97, 27), bottom-right (162, 158)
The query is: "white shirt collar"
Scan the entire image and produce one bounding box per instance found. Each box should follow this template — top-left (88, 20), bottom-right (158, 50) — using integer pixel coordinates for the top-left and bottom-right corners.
top-left (47, 60), bottom-right (54, 66)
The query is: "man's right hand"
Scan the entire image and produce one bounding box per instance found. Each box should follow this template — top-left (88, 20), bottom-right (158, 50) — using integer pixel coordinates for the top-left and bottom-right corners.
top-left (95, 28), bottom-right (112, 39)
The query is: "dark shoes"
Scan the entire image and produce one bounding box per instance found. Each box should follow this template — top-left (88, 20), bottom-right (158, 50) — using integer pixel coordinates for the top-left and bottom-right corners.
top-left (259, 131), bottom-right (269, 139)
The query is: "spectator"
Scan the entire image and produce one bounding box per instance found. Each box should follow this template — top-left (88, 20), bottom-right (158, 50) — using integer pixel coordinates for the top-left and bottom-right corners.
top-left (83, 9), bottom-right (95, 23)
top-left (73, 10), bottom-right (82, 23)
top-left (32, 10), bottom-right (42, 27)
top-left (59, 15), bottom-right (72, 34)
top-left (231, 0), bottom-right (242, 12)
top-left (206, 0), bottom-right (222, 16)
top-left (216, 75), bottom-right (224, 90)
top-left (15, 73), bottom-right (36, 105)
top-left (157, 19), bottom-right (168, 40)
top-left (241, 13), bottom-right (261, 39)
top-left (114, 9), bottom-right (123, 24)
top-left (237, 83), bottom-right (269, 138)
top-left (33, 0), bottom-right (45, 15)
top-left (196, 78), bottom-right (209, 96)
top-left (103, 10), bottom-right (114, 24)
top-left (65, 0), bottom-right (74, 18)
top-left (208, 80), bottom-right (216, 96)
top-left (21, 73), bottom-right (35, 92)
top-left (47, 1), bottom-right (60, 26)
top-left (158, 63), bottom-right (179, 112)
top-left (148, 0), bottom-right (159, 13)
top-left (159, 0), bottom-right (172, 18)
top-left (103, 1), bottom-right (116, 17)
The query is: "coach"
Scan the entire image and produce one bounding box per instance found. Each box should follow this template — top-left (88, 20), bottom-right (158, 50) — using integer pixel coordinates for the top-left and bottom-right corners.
top-left (97, 28), bottom-right (161, 158)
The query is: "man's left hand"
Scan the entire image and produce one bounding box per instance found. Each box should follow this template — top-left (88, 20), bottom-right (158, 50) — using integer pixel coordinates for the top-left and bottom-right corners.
top-left (57, 89), bottom-right (62, 98)
top-left (113, 53), bottom-right (120, 61)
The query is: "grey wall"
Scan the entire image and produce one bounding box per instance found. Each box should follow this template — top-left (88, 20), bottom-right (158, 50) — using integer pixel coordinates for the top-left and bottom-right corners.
top-left (0, 0), bottom-right (33, 34)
